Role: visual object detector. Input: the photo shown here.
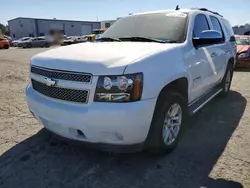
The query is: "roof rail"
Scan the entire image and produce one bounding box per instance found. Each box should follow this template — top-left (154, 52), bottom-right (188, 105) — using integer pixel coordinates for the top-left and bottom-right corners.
top-left (191, 8), bottom-right (223, 17)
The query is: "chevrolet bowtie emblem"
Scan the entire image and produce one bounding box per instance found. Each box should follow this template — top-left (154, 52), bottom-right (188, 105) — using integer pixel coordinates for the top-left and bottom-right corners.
top-left (44, 77), bottom-right (57, 86)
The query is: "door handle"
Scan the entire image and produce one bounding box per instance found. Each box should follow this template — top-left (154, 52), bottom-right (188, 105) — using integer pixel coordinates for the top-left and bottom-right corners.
top-left (210, 52), bottom-right (217, 57)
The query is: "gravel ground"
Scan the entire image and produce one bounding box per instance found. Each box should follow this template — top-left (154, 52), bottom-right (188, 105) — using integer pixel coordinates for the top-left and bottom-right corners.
top-left (0, 47), bottom-right (249, 188)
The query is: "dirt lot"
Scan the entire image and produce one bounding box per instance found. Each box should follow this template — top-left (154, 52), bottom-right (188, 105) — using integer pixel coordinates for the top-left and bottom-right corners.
top-left (0, 47), bottom-right (250, 188)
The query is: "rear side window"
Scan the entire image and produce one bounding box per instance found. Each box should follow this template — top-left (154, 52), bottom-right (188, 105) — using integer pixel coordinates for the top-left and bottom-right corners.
top-left (221, 20), bottom-right (235, 42)
top-left (210, 16), bottom-right (224, 40)
top-left (193, 14), bottom-right (210, 38)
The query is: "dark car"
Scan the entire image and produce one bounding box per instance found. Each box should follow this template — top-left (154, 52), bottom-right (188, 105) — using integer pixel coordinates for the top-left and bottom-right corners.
top-left (18, 37), bottom-right (51, 48)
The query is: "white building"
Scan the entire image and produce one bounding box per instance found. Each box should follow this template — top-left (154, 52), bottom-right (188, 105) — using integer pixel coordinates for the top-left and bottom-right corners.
top-left (100, 20), bottom-right (117, 29)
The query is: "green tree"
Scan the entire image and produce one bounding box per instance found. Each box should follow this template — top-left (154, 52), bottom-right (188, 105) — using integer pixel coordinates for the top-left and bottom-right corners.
top-left (245, 23), bottom-right (250, 28)
top-left (0, 23), bottom-right (8, 35)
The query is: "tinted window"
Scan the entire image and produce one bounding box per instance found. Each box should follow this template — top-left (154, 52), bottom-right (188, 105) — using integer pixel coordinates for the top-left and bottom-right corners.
top-left (37, 38), bottom-right (45, 41)
top-left (210, 16), bottom-right (224, 35)
top-left (193, 14), bottom-right (209, 37)
top-left (236, 37), bottom-right (250, 45)
top-left (221, 20), bottom-right (235, 41)
top-left (105, 23), bottom-right (111, 28)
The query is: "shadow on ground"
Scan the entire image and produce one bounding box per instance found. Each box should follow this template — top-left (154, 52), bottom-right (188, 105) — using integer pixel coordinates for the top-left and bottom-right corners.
top-left (0, 91), bottom-right (246, 188)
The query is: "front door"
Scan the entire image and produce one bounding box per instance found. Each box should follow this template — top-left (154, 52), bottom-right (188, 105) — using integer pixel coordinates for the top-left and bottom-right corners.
top-left (187, 14), bottom-right (217, 103)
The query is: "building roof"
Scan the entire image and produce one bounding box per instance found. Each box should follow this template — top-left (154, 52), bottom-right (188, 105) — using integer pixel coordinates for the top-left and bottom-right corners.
top-left (8, 17), bottom-right (100, 23)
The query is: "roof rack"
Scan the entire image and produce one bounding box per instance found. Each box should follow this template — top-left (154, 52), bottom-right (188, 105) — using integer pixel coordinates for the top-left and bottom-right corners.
top-left (191, 8), bottom-right (223, 17)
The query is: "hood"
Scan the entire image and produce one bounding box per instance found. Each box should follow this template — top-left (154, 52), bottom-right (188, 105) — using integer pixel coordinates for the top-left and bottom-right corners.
top-left (31, 42), bottom-right (174, 75)
top-left (237, 45), bottom-right (250, 54)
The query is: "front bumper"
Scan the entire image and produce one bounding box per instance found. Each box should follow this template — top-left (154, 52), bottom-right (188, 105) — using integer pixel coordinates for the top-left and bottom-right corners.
top-left (236, 58), bottom-right (250, 68)
top-left (26, 84), bottom-right (156, 147)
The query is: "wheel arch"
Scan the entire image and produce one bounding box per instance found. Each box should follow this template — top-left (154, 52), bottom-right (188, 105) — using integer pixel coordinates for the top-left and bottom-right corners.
top-left (155, 77), bottom-right (189, 110)
top-left (228, 56), bottom-right (235, 68)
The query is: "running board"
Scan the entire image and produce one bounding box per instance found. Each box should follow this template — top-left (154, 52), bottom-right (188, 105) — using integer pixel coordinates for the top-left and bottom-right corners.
top-left (188, 87), bottom-right (223, 115)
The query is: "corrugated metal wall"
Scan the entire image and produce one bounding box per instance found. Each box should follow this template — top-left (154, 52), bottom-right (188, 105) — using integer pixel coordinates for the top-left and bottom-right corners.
top-left (8, 18), bottom-right (101, 39)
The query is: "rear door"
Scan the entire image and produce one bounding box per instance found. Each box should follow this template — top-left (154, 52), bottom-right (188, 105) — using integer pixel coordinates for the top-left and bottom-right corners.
top-left (208, 16), bottom-right (227, 83)
top-left (37, 38), bottom-right (46, 47)
top-left (32, 38), bottom-right (40, 47)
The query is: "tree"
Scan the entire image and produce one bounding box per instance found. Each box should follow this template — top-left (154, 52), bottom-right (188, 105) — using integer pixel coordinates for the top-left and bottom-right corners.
top-left (232, 25), bottom-right (239, 29)
top-left (245, 23), bottom-right (250, 28)
top-left (0, 23), bottom-right (9, 35)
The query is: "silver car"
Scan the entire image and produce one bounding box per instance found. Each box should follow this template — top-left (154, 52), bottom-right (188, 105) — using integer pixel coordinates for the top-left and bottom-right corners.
top-left (18, 37), bottom-right (51, 48)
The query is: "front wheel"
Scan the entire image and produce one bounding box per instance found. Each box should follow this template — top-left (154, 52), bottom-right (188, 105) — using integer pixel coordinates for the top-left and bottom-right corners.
top-left (146, 91), bottom-right (186, 154)
top-left (26, 43), bottom-right (32, 48)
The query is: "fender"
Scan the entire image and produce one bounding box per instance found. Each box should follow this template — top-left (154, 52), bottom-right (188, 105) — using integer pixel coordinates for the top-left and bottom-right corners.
top-left (124, 46), bottom-right (191, 100)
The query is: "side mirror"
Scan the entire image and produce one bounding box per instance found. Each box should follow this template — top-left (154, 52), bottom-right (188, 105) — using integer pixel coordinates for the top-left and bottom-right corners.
top-left (193, 30), bottom-right (223, 46)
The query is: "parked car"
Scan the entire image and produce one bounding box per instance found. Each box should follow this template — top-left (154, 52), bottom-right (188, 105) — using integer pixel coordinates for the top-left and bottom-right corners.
top-left (12, 37), bottom-right (31, 47)
top-left (61, 36), bottom-right (77, 46)
top-left (61, 36), bottom-right (87, 46)
top-left (235, 35), bottom-right (250, 68)
top-left (87, 29), bottom-right (105, 41)
top-left (26, 8), bottom-right (236, 154)
top-left (0, 37), bottom-right (10, 49)
top-left (76, 36), bottom-right (88, 43)
top-left (18, 37), bottom-right (51, 48)
top-left (3, 35), bottom-right (12, 46)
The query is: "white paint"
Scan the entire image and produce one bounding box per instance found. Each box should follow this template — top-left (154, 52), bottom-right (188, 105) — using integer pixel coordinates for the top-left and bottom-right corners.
top-left (26, 9), bottom-right (236, 146)
top-left (166, 12), bottom-right (187, 18)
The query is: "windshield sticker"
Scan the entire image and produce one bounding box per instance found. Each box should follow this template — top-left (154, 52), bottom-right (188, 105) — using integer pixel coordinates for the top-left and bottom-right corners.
top-left (166, 13), bottom-right (187, 18)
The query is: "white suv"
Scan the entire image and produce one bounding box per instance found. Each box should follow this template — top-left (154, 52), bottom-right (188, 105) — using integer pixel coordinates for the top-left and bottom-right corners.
top-left (26, 8), bottom-right (236, 154)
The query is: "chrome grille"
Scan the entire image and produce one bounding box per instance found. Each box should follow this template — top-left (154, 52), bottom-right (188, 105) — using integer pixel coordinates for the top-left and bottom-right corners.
top-left (31, 66), bottom-right (92, 83)
top-left (31, 79), bottom-right (89, 103)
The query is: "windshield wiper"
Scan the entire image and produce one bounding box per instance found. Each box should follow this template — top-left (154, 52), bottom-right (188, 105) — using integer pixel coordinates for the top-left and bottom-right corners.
top-left (119, 37), bottom-right (168, 43)
top-left (96, 37), bottom-right (121, 42)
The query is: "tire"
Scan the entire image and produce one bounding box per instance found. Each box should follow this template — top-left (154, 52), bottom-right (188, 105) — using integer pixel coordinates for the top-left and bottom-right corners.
top-left (4, 45), bottom-right (9, 49)
top-left (45, 43), bottom-right (50, 48)
top-left (219, 63), bottom-right (234, 97)
top-left (26, 43), bottom-right (32, 48)
top-left (146, 90), bottom-right (186, 154)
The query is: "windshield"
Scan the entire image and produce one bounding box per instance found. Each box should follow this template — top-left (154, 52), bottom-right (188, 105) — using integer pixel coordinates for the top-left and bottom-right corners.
top-left (22, 38), bottom-right (30, 41)
top-left (236, 37), bottom-right (250, 45)
top-left (101, 12), bottom-right (188, 43)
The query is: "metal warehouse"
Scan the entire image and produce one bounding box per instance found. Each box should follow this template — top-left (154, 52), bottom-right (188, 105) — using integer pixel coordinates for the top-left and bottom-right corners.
top-left (8, 17), bottom-right (101, 39)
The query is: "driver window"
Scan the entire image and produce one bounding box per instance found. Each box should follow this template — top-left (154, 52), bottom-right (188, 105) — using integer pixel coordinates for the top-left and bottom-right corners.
top-left (193, 14), bottom-right (210, 38)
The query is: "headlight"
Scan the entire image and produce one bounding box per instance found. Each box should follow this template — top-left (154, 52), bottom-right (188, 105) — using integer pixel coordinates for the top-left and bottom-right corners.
top-left (94, 73), bottom-right (143, 102)
top-left (238, 52), bottom-right (250, 59)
